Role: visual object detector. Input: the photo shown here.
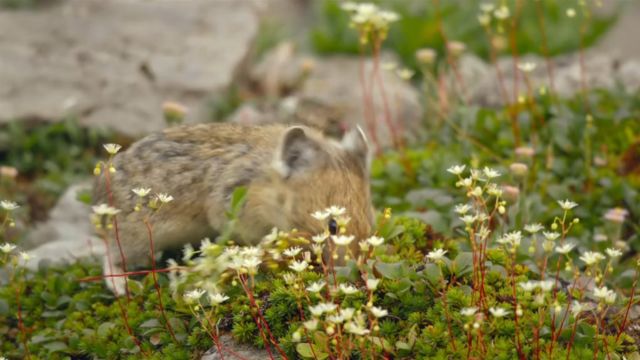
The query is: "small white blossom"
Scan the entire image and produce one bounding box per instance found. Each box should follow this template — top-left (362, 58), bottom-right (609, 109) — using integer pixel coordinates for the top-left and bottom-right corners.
top-left (332, 235), bottom-right (355, 246)
top-left (303, 319), bottom-right (319, 330)
top-left (571, 301), bottom-right (588, 316)
top-left (0, 200), bottom-right (19, 211)
top-left (558, 200), bottom-right (578, 211)
top-left (460, 215), bottom-right (477, 225)
top-left (19, 252), bottom-right (31, 261)
top-left (555, 243), bottom-right (576, 255)
top-left (494, 5), bottom-right (510, 20)
top-left (311, 210), bottom-right (330, 221)
top-left (326, 206), bottom-right (346, 217)
top-left (242, 256), bottom-right (262, 272)
top-left (132, 188), bottom-right (151, 197)
top-left (454, 204), bottom-right (472, 215)
top-left (543, 231), bottom-right (560, 241)
top-left (538, 280), bottom-right (555, 292)
top-left (517, 62), bottom-right (536, 73)
top-left (208, 292), bottom-right (229, 305)
top-left (489, 307), bottom-right (509, 318)
top-left (344, 321), bottom-right (370, 336)
top-left (289, 260), bottom-right (309, 273)
top-left (460, 307), bottom-right (478, 317)
top-left (483, 167), bottom-right (501, 179)
top-left (605, 248), bottom-right (622, 258)
top-left (339, 283), bottom-right (359, 295)
top-left (370, 306), bottom-right (388, 318)
top-left (580, 251), bottom-right (605, 266)
top-left (312, 233), bottom-right (328, 243)
top-left (92, 204), bottom-right (121, 216)
top-left (0, 243), bottom-right (17, 253)
top-left (447, 164), bottom-right (466, 175)
top-left (426, 248), bottom-right (448, 262)
top-left (524, 223), bottom-right (544, 234)
top-left (283, 247), bottom-right (303, 257)
top-left (593, 286), bottom-right (616, 304)
top-left (184, 289), bottom-right (206, 302)
top-left (366, 236), bottom-right (384, 247)
top-left (519, 281), bottom-right (538, 292)
top-left (497, 231), bottom-right (522, 247)
top-left (366, 278), bottom-right (380, 291)
top-left (103, 143), bottom-right (122, 155)
top-left (306, 281), bottom-right (326, 293)
top-left (309, 302), bottom-right (337, 316)
top-left (340, 308), bottom-right (355, 321)
top-left (157, 193), bottom-right (174, 204)
top-left (456, 177), bottom-right (473, 188)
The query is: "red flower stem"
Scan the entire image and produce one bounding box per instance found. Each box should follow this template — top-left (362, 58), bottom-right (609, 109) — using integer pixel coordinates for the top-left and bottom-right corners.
top-left (616, 267), bottom-right (639, 341)
top-left (104, 165), bottom-right (130, 301)
top-left (143, 218), bottom-right (177, 343)
top-left (15, 283), bottom-right (31, 359)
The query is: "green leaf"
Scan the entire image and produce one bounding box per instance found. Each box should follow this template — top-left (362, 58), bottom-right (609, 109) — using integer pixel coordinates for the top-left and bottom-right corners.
top-left (452, 252), bottom-right (473, 277)
top-left (375, 261), bottom-right (409, 280)
top-left (296, 343), bottom-right (329, 359)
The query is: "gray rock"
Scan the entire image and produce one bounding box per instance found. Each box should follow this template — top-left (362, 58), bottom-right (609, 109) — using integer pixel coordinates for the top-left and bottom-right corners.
top-left (0, 0), bottom-right (257, 136)
top-left (459, 53), bottom-right (640, 107)
top-left (201, 334), bottom-right (269, 360)
top-left (22, 181), bottom-right (102, 269)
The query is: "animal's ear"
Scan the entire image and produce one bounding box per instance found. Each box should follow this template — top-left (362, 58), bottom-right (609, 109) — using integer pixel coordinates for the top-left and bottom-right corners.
top-left (273, 126), bottom-right (322, 177)
top-left (341, 125), bottom-right (370, 167)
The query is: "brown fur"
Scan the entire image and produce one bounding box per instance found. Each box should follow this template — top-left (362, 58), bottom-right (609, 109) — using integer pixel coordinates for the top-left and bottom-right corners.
top-left (93, 123), bottom-right (374, 294)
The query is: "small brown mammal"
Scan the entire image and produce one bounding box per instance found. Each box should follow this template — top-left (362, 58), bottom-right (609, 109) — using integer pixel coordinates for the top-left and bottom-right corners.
top-left (94, 123), bottom-right (374, 294)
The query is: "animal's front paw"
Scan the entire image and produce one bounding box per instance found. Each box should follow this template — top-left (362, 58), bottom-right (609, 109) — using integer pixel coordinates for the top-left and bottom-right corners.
top-left (103, 258), bottom-right (128, 296)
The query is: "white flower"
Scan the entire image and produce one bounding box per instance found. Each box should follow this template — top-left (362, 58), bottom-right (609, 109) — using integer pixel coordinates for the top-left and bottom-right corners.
top-left (311, 210), bottom-right (330, 221)
top-left (543, 231), bottom-right (560, 241)
top-left (571, 301), bottom-right (588, 316)
top-left (456, 177), bottom-right (473, 188)
top-left (605, 248), bottom-right (622, 258)
top-left (366, 236), bottom-right (384, 247)
top-left (489, 307), bottom-right (509, 318)
top-left (447, 164), bottom-right (466, 175)
top-left (519, 281), bottom-right (538, 292)
top-left (0, 200), bottom-right (19, 211)
top-left (340, 1), bottom-right (358, 11)
top-left (242, 246), bottom-right (264, 259)
top-left (208, 292), bottom-right (229, 305)
top-left (538, 280), bottom-right (555, 292)
top-left (332, 235), bottom-right (355, 246)
top-left (19, 252), bottom-right (31, 261)
top-left (426, 248), bottom-right (448, 262)
top-left (1, 243), bottom-right (17, 253)
top-left (366, 278), bottom-right (380, 291)
top-left (312, 233), bottom-right (328, 243)
top-left (396, 68), bottom-right (414, 80)
top-left (92, 204), bottom-right (121, 216)
top-left (454, 204), bottom-right (472, 215)
top-left (326, 206), bottom-right (346, 217)
top-left (184, 288), bottom-right (206, 302)
top-left (157, 193), bottom-right (174, 203)
top-left (483, 167), bottom-right (501, 179)
top-left (309, 302), bottom-right (337, 316)
top-left (303, 319), bottom-right (319, 330)
top-left (242, 256), bottom-right (262, 271)
top-left (132, 188), bottom-right (151, 197)
top-left (460, 307), bottom-right (478, 317)
top-left (558, 200), bottom-right (578, 211)
top-left (283, 247), bottom-right (303, 257)
top-left (103, 143), bottom-right (122, 155)
top-left (555, 243), bottom-right (576, 255)
top-left (593, 286), bottom-right (616, 304)
top-left (370, 306), bottom-right (388, 318)
top-left (289, 260), bottom-right (309, 273)
top-left (339, 283), bottom-right (359, 295)
top-left (340, 308), bottom-right (355, 321)
top-left (494, 5), bottom-right (510, 20)
top-left (517, 62), bottom-right (536, 73)
top-left (344, 321), bottom-right (370, 336)
top-left (524, 223), bottom-right (544, 234)
top-left (327, 314), bottom-right (346, 324)
top-left (580, 251), bottom-right (605, 266)
top-left (480, 3), bottom-right (495, 12)
top-left (460, 215), bottom-right (477, 225)
top-left (497, 231), bottom-right (522, 247)
top-left (566, 8), bottom-right (576, 18)
top-left (306, 280), bottom-right (326, 293)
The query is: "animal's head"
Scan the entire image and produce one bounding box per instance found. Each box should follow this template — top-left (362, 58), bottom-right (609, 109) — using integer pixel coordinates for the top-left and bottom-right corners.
top-left (241, 125), bottom-right (375, 242)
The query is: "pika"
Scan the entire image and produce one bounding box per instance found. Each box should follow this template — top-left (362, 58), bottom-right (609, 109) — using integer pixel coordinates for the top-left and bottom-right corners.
top-left (93, 123), bottom-right (374, 294)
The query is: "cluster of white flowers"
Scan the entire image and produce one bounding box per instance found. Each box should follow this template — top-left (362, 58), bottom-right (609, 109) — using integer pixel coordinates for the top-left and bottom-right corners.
top-left (341, 2), bottom-right (399, 34)
top-left (593, 286), bottom-right (617, 304)
top-left (225, 246), bottom-right (264, 274)
top-left (0, 200), bottom-right (19, 211)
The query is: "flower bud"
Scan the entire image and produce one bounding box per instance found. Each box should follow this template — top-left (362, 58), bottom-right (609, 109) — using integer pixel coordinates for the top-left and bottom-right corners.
top-left (510, 162), bottom-right (528, 177)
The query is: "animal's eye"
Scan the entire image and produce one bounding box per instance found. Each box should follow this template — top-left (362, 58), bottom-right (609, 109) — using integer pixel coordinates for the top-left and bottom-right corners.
top-left (328, 219), bottom-right (338, 235)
